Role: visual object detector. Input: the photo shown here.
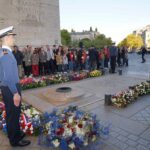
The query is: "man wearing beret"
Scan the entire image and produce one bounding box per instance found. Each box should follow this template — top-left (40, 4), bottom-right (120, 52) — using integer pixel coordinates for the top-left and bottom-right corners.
top-left (0, 26), bottom-right (31, 147)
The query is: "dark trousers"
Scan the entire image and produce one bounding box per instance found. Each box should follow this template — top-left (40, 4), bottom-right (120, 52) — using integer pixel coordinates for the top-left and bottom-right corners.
top-left (22, 61), bottom-right (27, 75)
top-left (142, 54), bottom-right (146, 62)
top-left (46, 61), bottom-right (51, 74)
top-left (49, 59), bottom-right (55, 74)
top-left (110, 56), bottom-right (116, 73)
top-left (1, 84), bottom-right (22, 145)
top-left (39, 62), bottom-right (47, 75)
top-left (89, 60), bottom-right (96, 71)
top-left (26, 65), bottom-right (32, 76)
top-left (104, 58), bottom-right (109, 68)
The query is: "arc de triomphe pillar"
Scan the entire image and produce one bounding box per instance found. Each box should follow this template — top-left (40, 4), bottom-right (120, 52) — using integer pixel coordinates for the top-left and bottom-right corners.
top-left (0, 0), bottom-right (61, 47)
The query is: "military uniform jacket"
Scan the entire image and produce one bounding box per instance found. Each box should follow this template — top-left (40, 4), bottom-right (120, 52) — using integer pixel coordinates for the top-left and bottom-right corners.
top-left (0, 48), bottom-right (19, 94)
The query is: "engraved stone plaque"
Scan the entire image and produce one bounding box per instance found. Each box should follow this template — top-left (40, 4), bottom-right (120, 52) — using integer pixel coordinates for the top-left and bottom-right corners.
top-left (0, 0), bottom-right (61, 47)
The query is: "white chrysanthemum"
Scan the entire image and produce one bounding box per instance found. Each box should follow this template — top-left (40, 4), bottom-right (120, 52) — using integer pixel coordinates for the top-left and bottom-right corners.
top-left (24, 109), bottom-right (31, 118)
top-left (68, 116), bottom-right (74, 124)
top-left (83, 140), bottom-right (88, 146)
top-left (25, 126), bottom-right (28, 130)
top-left (92, 135), bottom-right (96, 142)
top-left (111, 98), bottom-right (116, 103)
top-left (63, 128), bottom-right (72, 137)
top-left (52, 139), bottom-right (60, 147)
top-left (75, 125), bottom-right (85, 136)
top-left (30, 126), bottom-right (33, 131)
top-left (32, 108), bottom-right (40, 115)
top-left (69, 142), bottom-right (75, 149)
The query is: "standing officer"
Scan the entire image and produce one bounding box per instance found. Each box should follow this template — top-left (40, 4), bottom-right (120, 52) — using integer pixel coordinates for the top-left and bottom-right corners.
top-left (109, 42), bottom-right (118, 73)
top-left (0, 26), bottom-right (31, 147)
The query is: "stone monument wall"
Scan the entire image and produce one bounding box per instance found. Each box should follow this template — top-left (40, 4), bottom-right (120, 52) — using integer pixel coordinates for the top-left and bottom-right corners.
top-left (0, 0), bottom-right (61, 47)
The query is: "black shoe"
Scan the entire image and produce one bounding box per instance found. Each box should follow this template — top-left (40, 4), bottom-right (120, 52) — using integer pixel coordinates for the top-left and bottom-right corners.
top-left (20, 132), bottom-right (26, 140)
top-left (11, 140), bottom-right (31, 147)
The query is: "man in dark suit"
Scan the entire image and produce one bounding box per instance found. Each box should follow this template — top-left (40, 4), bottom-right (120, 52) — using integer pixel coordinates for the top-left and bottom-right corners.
top-left (0, 26), bottom-right (31, 147)
top-left (109, 42), bottom-right (118, 73)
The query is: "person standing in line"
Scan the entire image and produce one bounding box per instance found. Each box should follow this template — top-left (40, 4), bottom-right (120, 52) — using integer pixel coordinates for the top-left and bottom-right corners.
top-left (62, 52), bottom-right (68, 72)
top-left (89, 46), bottom-right (97, 71)
top-left (13, 45), bottom-right (24, 78)
top-left (0, 26), bottom-right (31, 147)
top-left (24, 45), bottom-right (32, 76)
top-left (46, 45), bottom-right (55, 74)
top-left (104, 46), bottom-right (110, 68)
top-left (39, 47), bottom-right (47, 75)
top-left (31, 48), bottom-right (39, 76)
top-left (109, 42), bottom-right (118, 73)
top-left (22, 47), bottom-right (27, 76)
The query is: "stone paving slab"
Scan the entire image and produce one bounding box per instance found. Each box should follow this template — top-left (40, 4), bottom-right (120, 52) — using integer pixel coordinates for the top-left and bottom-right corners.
top-left (85, 103), bottom-right (149, 136)
top-left (131, 105), bottom-right (150, 126)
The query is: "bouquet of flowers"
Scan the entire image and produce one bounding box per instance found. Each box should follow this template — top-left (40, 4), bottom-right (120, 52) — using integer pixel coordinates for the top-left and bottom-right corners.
top-left (0, 102), bottom-right (5, 129)
top-left (135, 82), bottom-right (150, 96)
top-left (21, 103), bottom-right (41, 136)
top-left (72, 71), bottom-right (89, 81)
top-left (20, 76), bottom-right (46, 90)
top-left (90, 70), bottom-right (102, 77)
top-left (61, 73), bottom-right (70, 83)
top-left (111, 92), bottom-right (128, 108)
top-left (111, 81), bottom-right (150, 108)
top-left (47, 74), bottom-right (64, 84)
top-left (39, 106), bottom-right (109, 149)
top-left (0, 110), bottom-right (7, 132)
top-left (72, 72), bottom-right (84, 81)
top-left (0, 102), bottom-right (5, 114)
top-left (0, 102), bottom-right (41, 136)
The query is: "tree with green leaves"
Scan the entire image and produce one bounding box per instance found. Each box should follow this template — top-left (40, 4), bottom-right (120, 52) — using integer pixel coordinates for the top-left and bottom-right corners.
top-left (93, 34), bottom-right (112, 48)
top-left (61, 29), bottom-right (71, 46)
top-left (81, 38), bottom-right (92, 48)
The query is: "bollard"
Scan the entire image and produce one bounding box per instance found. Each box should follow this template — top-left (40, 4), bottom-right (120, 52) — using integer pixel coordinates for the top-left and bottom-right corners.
top-left (105, 94), bottom-right (112, 105)
top-left (118, 69), bottom-right (122, 75)
top-left (102, 69), bottom-right (105, 75)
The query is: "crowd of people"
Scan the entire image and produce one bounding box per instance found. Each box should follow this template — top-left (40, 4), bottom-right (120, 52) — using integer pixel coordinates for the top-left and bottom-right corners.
top-left (12, 44), bottom-right (129, 78)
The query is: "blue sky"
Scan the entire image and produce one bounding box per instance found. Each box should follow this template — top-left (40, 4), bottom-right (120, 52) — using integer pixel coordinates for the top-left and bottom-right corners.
top-left (59, 0), bottom-right (150, 43)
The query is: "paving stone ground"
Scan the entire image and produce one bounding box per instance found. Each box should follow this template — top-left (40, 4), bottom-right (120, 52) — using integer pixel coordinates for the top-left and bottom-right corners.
top-left (0, 53), bottom-right (150, 150)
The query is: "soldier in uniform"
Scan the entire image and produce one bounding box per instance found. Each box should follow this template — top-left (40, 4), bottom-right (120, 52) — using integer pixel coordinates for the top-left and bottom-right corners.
top-left (0, 26), bottom-right (31, 147)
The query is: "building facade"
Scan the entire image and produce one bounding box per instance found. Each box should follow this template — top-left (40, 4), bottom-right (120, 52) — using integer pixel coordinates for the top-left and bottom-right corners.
top-left (0, 0), bottom-right (61, 47)
top-left (70, 28), bottom-right (100, 41)
top-left (133, 25), bottom-right (150, 48)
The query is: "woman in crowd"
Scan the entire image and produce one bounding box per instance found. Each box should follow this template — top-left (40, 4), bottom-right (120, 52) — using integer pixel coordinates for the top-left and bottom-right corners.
top-left (39, 47), bottom-right (47, 75)
top-left (103, 46), bottom-right (110, 68)
top-left (24, 45), bottom-right (32, 76)
top-left (31, 48), bottom-right (39, 76)
top-left (62, 51), bottom-right (68, 72)
top-left (99, 49), bottom-right (105, 69)
top-left (81, 49), bottom-right (87, 70)
top-left (56, 51), bottom-right (63, 72)
top-left (67, 49), bottom-right (74, 72)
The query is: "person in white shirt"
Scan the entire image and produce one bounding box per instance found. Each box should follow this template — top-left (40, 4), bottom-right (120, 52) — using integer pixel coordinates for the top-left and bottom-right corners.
top-left (62, 52), bottom-right (68, 72)
top-left (46, 45), bottom-right (55, 74)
